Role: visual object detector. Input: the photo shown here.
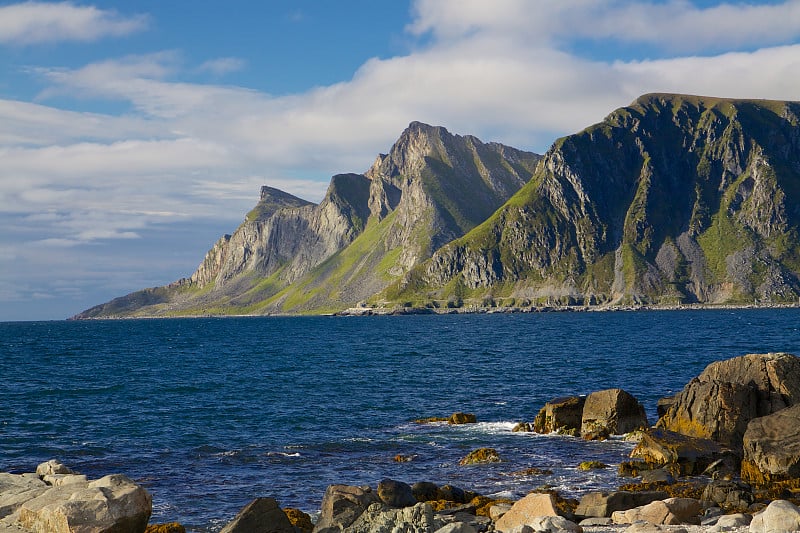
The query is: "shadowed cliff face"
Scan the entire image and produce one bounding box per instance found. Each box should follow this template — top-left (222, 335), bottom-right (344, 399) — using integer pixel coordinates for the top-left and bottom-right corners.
top-left (74, 122), bottom-right (539, 317)
top-left (385, 94), bottom-right (800, 307)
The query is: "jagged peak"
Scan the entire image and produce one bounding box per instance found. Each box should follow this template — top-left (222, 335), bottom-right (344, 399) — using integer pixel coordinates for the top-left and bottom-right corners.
top-left (246, 185), bottom-right (314, 222)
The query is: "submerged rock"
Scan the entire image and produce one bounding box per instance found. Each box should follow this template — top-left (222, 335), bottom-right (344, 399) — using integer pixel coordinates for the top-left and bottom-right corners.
top-left (458, 448), bottom-right (501, 466)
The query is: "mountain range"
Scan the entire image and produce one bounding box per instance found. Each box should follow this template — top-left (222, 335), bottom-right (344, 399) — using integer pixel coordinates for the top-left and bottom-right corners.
top-left (74, 94), bottom-right (800, 318)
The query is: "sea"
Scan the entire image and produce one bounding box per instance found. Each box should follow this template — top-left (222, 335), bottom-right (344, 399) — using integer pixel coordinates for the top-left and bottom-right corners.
top-left (2, 309), bottom-right (800, 532)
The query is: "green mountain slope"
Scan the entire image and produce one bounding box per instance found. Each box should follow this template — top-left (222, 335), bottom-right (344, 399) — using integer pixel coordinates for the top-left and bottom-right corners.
top-left (379, 94), bottom-right (800, 308)
top-left (74, 122), bottom-right (539, 318)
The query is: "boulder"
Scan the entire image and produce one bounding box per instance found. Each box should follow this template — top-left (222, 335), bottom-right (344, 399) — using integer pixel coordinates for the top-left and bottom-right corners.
top-left (495, 493), bottom-right (560, 532)
top-left (411, 482), bottom-right (440, 503)
top-left (448, 413), bottom-right (477, 425)
top-left (523, 516), bottom-right (582, 533)
top-left (749, 499), bottom-right (800, 533)
top-left (377, 479), bottom-right (416, 508)
top-left (17, 473), bottom-right (152, 533)
top-left (701, 480), bottom-right (754, 511)
top-left (657, 353), bottom-right (800, 450)
top-left (575, 491), bottom-right (669, 519)
top-left (436, 485), bottom-right (471, 504)
top-left (712, 513), bottom-right (751, 529)
top-left (0, 474), bottom-right (48, 519)
top-left (611, 498), bottom-right (701, 526)
top-left (533, 396), bottom-right (586, 435)
top-left (313, 484), bottom-right (379, 532)
top-left (35, 460), bottom-right (74, 476)
top-left (629, 428), bottom-right (733, 476)
top-left (580, 389), bottom-right (648, 440)
top-left (741, 403), bottom-right (800, 484)
top-left (219, 498), bottom-right (294, 533)
top-left (489, 503), bottom-right (513, 521)
top-left (346, 502), bottom-right (434, 533)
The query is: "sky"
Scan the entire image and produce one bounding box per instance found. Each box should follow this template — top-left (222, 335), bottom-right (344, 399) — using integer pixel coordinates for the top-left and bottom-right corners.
top-left (1, 0), bottom-right (800, 321)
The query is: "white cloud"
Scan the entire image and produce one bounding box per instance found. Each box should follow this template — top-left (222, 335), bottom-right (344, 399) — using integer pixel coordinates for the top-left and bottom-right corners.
top-left (0, 1), bottom-right (148, 45)
top-left (409, 0), bottom-right (800, 54)
top-left (197, 57), bottom-right (246, 76)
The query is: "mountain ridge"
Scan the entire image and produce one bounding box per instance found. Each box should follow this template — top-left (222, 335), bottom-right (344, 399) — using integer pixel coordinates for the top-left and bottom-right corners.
top-left (74, 121), bottom-right (539, 318)
top-left (377, 93), bottom-right (800, 309)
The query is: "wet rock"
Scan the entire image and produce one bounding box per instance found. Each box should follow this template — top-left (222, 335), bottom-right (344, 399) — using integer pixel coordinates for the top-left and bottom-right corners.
top-left (577, 461), bottom-right (608, 471)
top-left (512, 423), bottom-right (533, 433)
top-left (749, 499), bottom-right (800, 533)
top-left (448, 413), bottom-right (477, 425)
top-left (533, 396), bottom-right (585, 435)
top-left (741, 403), bottom-right (800, 484)
top-left (459, 448), bottom-right (501, 466)
top-left (575, 491), bottom-right (669, 519)
top-left (580, 389), bottom-right (648, 440)
top-left (640, 469), bottom-right (675, 484)
top-left (313, 484), bottom-right (379, 532)
top-left (658, 353), bottom-right (800, 450)
top-left (377, 479), bottom-right (416, 508)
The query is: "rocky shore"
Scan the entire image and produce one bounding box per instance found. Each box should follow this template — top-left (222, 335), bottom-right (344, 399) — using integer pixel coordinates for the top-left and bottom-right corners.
top-left (4, 352), bottom-right (800, 533)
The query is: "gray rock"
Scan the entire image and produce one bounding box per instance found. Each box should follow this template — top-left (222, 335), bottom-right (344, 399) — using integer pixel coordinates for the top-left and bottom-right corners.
top-left (714, 513), bottom-right (751, 529)
top-left (749, 500), bottom-right (800, 533)
top-left (578, 517), bottom-right (613, 526)
top-left (35, 460), bottom-right (73, 476)
top-left (17, 473), bottom-right (151, 533)
top-left (741, 403), bottom-right (800, 484)
top-left (525, 515), bottom-right (582, 533)
top-left (580, 389), bottom-right (648, 439)
top-left (575, 491), bottom-right (669, 519)
top-left (219, 497), bottom-right (294, 533)
top-left (345, 502), bottom-right (434, 533)
top-left (313, 485), bottom-right (379, 532)
top-left (377, 479), bottom-right (416, 508)
top-left (435, 523), bottom-right (477, 533)
top-left (0, 474), bottom-right (48, 519)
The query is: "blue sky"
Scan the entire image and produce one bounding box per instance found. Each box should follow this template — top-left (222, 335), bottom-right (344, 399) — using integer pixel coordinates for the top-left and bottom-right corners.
top-left (1, 0), bottom-right (800, 321)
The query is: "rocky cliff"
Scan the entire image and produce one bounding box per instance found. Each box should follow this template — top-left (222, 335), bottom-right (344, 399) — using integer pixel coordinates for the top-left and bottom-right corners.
top-left (75, 122), bottom-right (538, 317)
top-left (380, 94), bottom-right (800, 308)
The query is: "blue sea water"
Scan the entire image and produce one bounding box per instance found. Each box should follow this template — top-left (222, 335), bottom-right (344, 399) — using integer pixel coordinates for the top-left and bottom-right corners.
top-left (2, 309), bottom-right (800, 531)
